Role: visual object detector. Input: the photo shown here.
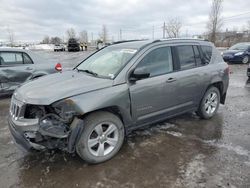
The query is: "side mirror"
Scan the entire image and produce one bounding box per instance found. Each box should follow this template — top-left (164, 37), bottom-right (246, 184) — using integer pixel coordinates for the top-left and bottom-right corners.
top-left (130, 67), bottom-right (150, 81)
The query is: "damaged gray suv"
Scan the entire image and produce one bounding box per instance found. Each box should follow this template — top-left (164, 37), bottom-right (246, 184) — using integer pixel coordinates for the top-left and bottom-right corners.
top-left (8, 39), bottom-right (229, 164)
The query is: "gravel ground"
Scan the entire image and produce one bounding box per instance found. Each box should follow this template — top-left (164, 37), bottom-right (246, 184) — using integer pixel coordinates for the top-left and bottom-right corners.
top-left (0, 51), bottom-right (249, 188)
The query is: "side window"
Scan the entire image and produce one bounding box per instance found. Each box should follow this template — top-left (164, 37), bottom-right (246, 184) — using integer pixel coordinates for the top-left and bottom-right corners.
top-left (0, 52), bottom-right (23, 65)
top-left (193, 46), bottom-right (202, 66)
top-left (201, 46), bottom-right (212, 64)
top-left (176, 45), bottom-right (196, 70)
top-left (136, 47), bottom-right (173, 77)
top-left (23, 53), bottom-right (33, 64)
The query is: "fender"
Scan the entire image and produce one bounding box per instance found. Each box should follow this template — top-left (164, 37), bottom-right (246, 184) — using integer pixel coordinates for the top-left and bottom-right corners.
top-left (68, 84), bottom-right (133, 127)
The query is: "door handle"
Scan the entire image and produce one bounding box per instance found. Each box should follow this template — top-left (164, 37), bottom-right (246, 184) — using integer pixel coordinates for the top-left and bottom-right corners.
top-left (26, 67), bottom-right (33, 71)
top-left (166, 77), bottom-right (177, 83)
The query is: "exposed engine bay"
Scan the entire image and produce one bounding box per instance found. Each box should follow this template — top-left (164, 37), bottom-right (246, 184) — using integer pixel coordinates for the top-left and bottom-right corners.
top-left (12, 100), bottom-right (83, 152)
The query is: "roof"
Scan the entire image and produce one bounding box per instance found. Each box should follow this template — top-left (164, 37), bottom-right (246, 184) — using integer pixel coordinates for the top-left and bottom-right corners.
top-left (108, 38), bottom-right (212, 50)
top-left (0, 47), bottom-right (29, 52)
top-left (109, 40), bottom-right (154, 50)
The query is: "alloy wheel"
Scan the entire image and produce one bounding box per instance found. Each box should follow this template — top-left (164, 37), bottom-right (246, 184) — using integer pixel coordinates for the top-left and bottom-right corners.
top-left (87, 122), bottom-right (119, 157)
top-left (204, 91), bottom-right (218, 115)
top-left (242, 56), bottom-right (249, 64)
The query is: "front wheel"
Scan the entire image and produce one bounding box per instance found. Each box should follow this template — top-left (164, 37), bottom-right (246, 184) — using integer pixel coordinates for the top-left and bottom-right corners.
top-left (197, 87), bottom-right (220, 119)
top-left (76, 111), bottom-right (125, 164)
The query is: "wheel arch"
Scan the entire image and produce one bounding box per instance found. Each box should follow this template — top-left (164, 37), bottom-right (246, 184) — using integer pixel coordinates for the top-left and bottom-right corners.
top-left (82, 106), bottom-right (124, 124)
top-left (208, 81), bottom-right (225, 104)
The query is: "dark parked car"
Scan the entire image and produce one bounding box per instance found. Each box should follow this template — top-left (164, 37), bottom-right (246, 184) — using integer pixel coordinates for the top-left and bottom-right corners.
top-left (8, 39), bottom-right (229, 164)
top-left (0, 48), bottom-right (57, 95)
top-left (67, 38), bottom-right (80, 52)
top-left (222, 42), bottom-right (250, 64)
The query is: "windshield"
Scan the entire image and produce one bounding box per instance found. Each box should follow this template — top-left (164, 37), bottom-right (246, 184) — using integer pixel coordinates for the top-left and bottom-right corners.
top-left (76, 47), bottom-right (137, 79)
top-left (229, 43), bottom-right (249, 51)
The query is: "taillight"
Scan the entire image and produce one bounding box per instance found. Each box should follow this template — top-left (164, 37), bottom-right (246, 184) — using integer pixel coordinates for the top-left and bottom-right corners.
top-left (55, 63), bottom-right (62, 71)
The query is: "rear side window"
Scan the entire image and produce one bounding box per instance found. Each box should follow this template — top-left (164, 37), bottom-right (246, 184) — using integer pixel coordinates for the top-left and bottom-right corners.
top-left (23, 53), bottom-right (33, 64)
top-left (176, 45), bottom-right (196, 70)
top-left (201, 46), bottom-right (212, 64)
top-left (0, 52), bottom-right (23, 65)
top-left (136, 46), bottom-right (173, 77)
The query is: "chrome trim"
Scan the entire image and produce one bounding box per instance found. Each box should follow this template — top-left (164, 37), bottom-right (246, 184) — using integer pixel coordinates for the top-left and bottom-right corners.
top-left (11, 117), bottom-right (39, 132)
top-left (10, 97), bottom-right (24, 120)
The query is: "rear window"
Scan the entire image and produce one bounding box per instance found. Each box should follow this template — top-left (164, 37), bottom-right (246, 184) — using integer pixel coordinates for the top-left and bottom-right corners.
top-left (201, 46), bottom-right (212, 64)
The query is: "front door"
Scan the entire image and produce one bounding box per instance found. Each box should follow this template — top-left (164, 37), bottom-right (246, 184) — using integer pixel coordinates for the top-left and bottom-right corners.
top-left (129, 46), bottom-right (179, 123)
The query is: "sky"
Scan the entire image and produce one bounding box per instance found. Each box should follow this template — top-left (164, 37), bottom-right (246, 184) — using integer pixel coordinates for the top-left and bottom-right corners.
top-left (0, 0), bottom-right (250, 43)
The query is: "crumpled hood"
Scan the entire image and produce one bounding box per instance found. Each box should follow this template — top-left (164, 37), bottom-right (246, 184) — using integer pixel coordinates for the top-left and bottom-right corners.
top-left (15, 70), bottom-right (113, 105)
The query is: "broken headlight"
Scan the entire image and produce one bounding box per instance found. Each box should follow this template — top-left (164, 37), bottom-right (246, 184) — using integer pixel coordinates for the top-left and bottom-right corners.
top-left (52, 99), bottom-right (78, 123)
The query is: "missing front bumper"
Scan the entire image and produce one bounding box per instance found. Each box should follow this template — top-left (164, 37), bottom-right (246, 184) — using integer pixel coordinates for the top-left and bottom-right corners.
top-left (8, 116), bottom-right (84, 153)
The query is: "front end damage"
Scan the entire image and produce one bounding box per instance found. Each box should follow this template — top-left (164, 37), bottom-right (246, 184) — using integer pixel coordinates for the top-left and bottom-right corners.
top-left (8, 97), bottom-right (84, 153)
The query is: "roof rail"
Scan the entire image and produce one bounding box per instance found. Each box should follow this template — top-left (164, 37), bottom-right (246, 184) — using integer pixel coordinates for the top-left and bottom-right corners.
top-left (111, 39), bottom-right (147, 45)
top-left (152, 38), bottom-right (208, 43)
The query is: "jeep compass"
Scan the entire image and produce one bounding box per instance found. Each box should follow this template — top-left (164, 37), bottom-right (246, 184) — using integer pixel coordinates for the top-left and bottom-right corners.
top-left (8, 39), bottom-right (229, 164)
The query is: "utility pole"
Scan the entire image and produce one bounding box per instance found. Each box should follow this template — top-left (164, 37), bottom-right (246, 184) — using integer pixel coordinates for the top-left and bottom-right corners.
top-left (119, 29), bottom-right (122, 40)
top-left (91, 32), bottom-right (93, 44)
top-left (152, 25), bottom-right (155, 39)
top-left (163, 22), bottom-right (166, 39)
top-left (185, 29), bottom-right (188, 37)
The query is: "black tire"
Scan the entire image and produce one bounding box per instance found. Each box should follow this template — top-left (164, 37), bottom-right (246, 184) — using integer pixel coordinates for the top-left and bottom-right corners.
top-left (76, 111), bottom-right (125, 164)
top-left (242, 55), bottom-right (249, 64)
top-left (197, 86), bottom-right (220, 119)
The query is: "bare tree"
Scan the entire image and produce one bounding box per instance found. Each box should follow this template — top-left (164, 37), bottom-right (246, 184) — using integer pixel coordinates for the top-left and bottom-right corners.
top-left (66, 28), bottom-right (76, 39)
top-left (7, 27), bottom-right (15, 46)
top-left (99, 25), bottom-right (108, 43)
top-left (79, 30), bottom-right (88, 43)
top-left (41, 35), bottom-right (50, 44)
top-left (207, 0), bottom-right (223, 43)
top-left (50, 36), bottom-right (62, 44)
top-left (165, 18), bottom-right (182, 38)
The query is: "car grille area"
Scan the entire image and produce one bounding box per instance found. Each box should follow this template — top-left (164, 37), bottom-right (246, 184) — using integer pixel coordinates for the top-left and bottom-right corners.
top-left (10, 97), bottom-right (25, 120)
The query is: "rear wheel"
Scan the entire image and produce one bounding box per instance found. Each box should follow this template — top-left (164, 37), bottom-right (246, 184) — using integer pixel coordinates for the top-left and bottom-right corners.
top-left (242, 56), bottom-right (249, 64)
top-left (76, 111), bottom-right (124, 164)
top-left (197, 87), bottom-right (220, 119)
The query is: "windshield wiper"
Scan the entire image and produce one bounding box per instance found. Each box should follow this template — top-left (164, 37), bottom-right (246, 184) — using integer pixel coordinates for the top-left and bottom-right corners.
top-left (76, 68), bottom-right (98, 76)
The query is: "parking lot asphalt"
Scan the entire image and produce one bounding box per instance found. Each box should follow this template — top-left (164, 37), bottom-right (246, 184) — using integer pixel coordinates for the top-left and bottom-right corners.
top-left (0, 51), bottom-right (250, 188)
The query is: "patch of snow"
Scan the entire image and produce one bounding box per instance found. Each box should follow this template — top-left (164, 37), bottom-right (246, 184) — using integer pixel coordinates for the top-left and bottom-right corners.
top-left (174, 154), bottom-right (206, 188)
top-left (205, 141), bottom-right (249, 157)
top-left (166, 131), bottom-right (182, 137)
top-left (29, 44), bottom-right (54, 51)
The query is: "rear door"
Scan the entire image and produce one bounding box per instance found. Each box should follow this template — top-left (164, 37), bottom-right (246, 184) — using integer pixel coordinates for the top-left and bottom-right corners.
top-left (172, 44), bottom-right (209, 108)
top-left (0, 51), bottom-right (35, 92)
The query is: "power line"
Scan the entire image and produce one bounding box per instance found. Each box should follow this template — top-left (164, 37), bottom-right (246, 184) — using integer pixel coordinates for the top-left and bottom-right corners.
top-left (223, 11), bottom-right (250, 20)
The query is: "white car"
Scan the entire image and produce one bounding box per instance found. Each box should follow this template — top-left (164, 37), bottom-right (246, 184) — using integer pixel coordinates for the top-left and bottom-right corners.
top-left (54, 44), bottom-right (65, 52)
